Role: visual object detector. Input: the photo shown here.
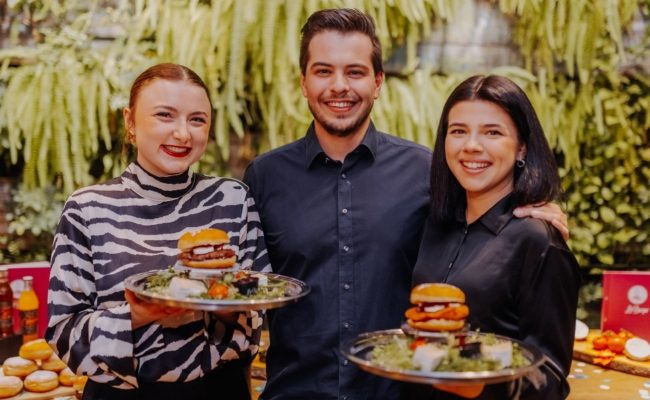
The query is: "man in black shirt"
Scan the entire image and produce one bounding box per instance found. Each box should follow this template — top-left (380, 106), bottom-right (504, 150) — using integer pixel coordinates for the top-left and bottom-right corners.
top-left (244, 8), bottom-right (569, 400)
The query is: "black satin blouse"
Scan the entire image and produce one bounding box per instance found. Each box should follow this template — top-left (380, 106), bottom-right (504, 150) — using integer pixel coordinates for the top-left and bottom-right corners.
top-left (408, 195), bottom-right (580, 400)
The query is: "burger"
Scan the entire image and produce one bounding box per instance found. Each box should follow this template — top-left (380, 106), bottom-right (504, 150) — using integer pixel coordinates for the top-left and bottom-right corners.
top-left (177, 228), bottom-right (236, 269)
top-left (405, 283), bottom-right (469, 331)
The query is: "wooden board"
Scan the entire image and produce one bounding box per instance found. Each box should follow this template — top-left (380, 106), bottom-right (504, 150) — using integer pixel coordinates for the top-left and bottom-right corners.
top-left (573, 332), bottom-right (650, 378)
top-left (4, 385), bottom-right (76, 400)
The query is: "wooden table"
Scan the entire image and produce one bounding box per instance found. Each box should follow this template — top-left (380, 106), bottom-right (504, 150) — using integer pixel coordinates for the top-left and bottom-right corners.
top-left (252, 359), bottom-right (650, 399)
top-left (568, 359), bottom-right (650, 399)
top-left (249, 330), bottom-right (650, 399)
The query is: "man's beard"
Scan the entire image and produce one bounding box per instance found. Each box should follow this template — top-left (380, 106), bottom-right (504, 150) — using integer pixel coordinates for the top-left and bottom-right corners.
top-left (308, 101), bottom-right (374, 138)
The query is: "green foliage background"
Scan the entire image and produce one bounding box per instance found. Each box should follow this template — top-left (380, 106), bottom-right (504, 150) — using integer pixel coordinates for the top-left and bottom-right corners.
top-left (0, 0), bottom-right (648, 268)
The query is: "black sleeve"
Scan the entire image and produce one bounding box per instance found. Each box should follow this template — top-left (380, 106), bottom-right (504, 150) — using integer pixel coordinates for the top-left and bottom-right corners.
top-left (517, 244), bottom-right (580, 398)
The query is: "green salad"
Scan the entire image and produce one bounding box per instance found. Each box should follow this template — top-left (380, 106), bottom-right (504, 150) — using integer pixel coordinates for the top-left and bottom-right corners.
top-left (371, 334), bottom-right (529, 372)
top-left (143, 268), bottom-right (287, 300)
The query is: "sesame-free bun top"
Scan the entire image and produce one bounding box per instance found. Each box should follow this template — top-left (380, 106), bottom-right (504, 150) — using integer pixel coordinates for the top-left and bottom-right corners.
top-left (410, 283), bottom-right (465, 304)
top-left (178, 228), bottom-right (229, 251)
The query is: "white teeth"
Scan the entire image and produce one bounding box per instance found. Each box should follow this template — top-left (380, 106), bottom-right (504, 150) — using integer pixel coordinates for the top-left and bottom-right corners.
top-left (462, 161), bottom-right (490, 169)
top-left (164, 145), bottom-right (189, 154)
top-left (328, 101), bottom-right (353, 108)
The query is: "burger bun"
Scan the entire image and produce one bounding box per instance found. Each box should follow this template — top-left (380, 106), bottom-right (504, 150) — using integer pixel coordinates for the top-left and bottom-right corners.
top-left (178, 229), bottom-right (229, 251)
top-left (410, 283), bottom-right (465, 304)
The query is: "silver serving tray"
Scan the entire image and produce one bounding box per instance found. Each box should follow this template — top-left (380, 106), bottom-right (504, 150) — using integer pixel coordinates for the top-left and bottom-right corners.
top-left (125, 270), bottom-right (310, 311)
top-left (342, 329), bottom-right (545, 385)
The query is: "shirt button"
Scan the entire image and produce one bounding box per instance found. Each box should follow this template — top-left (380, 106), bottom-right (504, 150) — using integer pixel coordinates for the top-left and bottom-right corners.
top-left (342, 208), bottom-right (348, 215)
top-left (343, 359), bottom-right (349, 366)
top-left (343, 283), bottom-right (350, 290)
top-left (343, 396), bottom-right (349, 400)
top-left (343, 245), bottom-right (350, 252)
top-left (341, 173), bottom-right (347, 179)
top-left (343, 322), bottom-right (350, 329)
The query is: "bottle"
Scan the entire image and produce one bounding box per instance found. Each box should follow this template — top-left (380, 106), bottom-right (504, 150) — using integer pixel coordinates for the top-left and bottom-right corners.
top-left (17, 276), bottom-right (39, 343)
top-left (0, 267), bottom-right (13, 337)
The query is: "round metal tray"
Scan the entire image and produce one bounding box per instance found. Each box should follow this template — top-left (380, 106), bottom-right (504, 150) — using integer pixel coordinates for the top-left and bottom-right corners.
top-left (125, 270), bottom-right (310, 311)
top-left (342, 329), bottom-right (545, 385)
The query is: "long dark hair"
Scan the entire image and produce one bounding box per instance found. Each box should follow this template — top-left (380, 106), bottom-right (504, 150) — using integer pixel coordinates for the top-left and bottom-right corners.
top-left (430, 75), bottom-right (562, 223)
top-left (299, 8), bottom-right (383, 75)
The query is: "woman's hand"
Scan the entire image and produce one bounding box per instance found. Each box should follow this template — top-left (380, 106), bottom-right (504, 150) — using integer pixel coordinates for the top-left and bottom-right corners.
top-left (124, 289), bottom-right (184, 330)
top-left (513, 202), bottom-right (569, 241)
top-left (433, 383), bottom-right (485, 398)
top-left (211, 310), bottom-right (241, 325)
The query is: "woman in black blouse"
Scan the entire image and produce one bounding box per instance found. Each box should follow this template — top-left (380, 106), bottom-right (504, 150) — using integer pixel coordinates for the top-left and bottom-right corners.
top-left (406, 75), bottom-right (580, 399)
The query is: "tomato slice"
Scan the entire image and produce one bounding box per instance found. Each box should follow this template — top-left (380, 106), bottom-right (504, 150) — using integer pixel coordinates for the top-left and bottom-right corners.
top-left (410, 338), bottom-right (426, 350)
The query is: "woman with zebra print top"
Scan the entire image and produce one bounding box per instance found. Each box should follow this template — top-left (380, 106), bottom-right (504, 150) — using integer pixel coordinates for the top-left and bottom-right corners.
top-left (46, 63), bottom-right (269, 400)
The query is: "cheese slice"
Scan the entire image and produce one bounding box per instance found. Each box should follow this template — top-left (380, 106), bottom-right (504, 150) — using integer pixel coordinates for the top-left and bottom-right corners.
top-left (166, 277), bottom-right (206, 298)
top-left (481, 340), bottom-right (513, 368)
top-left (624, 337), bottom-right (650, 361)
top-left (192, 246), bottom-right (215, 255)
top-left (574, 320), bottom-right (589, 340)
top-left (412, 344), bottom-right (448, 372)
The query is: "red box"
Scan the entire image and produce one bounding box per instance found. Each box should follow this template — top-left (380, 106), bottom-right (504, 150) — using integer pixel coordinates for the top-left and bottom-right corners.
top-left (4, 261), bottom-right (51, 339)
top-left (601, 271), bottom-right (650, 340)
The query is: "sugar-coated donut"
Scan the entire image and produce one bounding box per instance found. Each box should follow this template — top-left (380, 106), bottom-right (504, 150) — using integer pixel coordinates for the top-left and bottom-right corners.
top-left (24, 370), bottom-right (59, 393)
top-left (41, 353), bottom-right (67, 372)
top-left (59, 367), bottom-right (76, 386)
top-left (19, 338), bottom-right (54, 361)
top-left (2, 356), bottom-right (38, 377)
top-left (73, 375), bottom-right (88, 392)
top-left (0, 376), bottom-right (23, 398)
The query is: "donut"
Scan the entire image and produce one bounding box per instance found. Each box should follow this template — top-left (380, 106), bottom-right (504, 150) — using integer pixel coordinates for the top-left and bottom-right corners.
top-left (0, 376), bottom-right (23, 398)
top-left (2, 356), bottom-right (38, 377)
top-left (73, 375), bottom-right (88, 392)
top-left (41, 353), bottom-right (67, 372)
top-left (24, 370), bottom-right (59, 392)
top-left (59, 367), bottom-right (76, 386)
top-left (19, 338), bottom-right (54, 361)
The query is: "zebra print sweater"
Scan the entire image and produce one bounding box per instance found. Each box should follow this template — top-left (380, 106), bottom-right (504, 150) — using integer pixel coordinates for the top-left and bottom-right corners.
top-left (46, 162), bottom-right (268, 390)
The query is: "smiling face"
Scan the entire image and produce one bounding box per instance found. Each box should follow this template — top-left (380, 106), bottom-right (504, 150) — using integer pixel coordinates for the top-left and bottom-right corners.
top-left (123, 79), bottom-right (211, 177)
top-left (300, 30), bottom-right (383, 139)
top-left (445, 100), bottom-right (526, 205)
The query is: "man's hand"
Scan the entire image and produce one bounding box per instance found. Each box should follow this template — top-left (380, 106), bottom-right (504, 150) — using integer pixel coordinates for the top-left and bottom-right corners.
top-left (125, 289), bottom-right (184, 330)
top-left (433, 383), bottom-right (485, 398)
top-left (513, 202), bottom-right (569, 241)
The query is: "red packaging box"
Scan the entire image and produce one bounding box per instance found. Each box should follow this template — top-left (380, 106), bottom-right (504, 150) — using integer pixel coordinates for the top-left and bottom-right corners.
top-left (601, 271), bottom-right (650, 341)
top-left (5, 261), bottom-right (51, 338)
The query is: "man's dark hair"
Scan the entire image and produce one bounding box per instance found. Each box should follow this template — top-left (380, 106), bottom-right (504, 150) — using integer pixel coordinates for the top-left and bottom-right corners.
top-left (430, 75), bottom-right (563, 222)
top-left (299, 8), bottom-right (383, 75)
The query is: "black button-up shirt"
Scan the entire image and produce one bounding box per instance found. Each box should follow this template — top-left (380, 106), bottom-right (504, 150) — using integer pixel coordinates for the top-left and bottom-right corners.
top-left (410, 195), bottom-right (580, 399)
top-left (244, 123), bottom-right (431, 400)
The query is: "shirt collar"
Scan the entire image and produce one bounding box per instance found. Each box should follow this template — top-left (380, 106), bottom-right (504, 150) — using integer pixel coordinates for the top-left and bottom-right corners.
top-left (122, 161), bottom-right (196, 201)
top-left (305, 122), bottom-right (378, 168)
top-left (475, 194), bottom-right (515, 235)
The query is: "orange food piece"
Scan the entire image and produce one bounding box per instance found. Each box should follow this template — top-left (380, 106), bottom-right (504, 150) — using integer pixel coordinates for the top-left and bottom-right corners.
top-left (617, 329), bottom-right (634, 340)
top-left (607, 336), bottom-right (626, 354)
top-left (208, 283), bottom-right (229, 299)
top-left (592, 335), bottom-right (608, 350)
top-left (410, 338), bottom-right (426, 350)
top-left (404, 305), bottom-right (469, 322)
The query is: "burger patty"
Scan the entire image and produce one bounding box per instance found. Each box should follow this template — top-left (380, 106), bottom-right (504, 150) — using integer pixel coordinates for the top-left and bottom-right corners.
top-left (405, 304), bottom-right (469, 321)
top-left (178, 248), bottom-right (236, 262)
